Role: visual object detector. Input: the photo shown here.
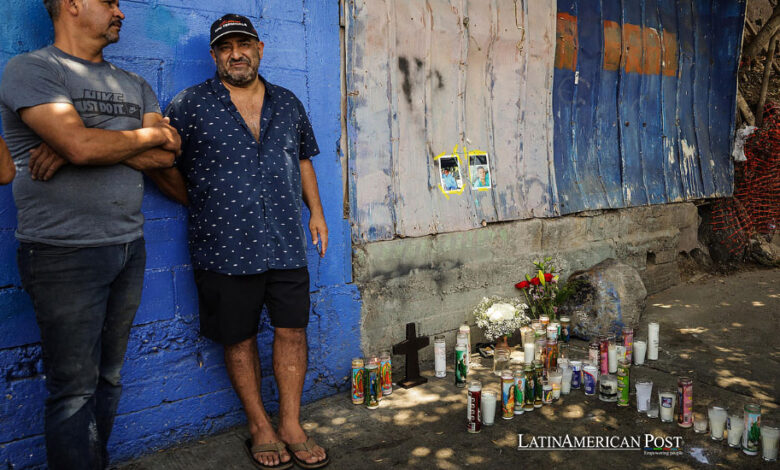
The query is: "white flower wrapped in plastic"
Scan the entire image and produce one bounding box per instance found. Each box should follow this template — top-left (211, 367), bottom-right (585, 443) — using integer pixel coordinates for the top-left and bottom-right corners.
top-left (473, 296), bottom-right (530, 342)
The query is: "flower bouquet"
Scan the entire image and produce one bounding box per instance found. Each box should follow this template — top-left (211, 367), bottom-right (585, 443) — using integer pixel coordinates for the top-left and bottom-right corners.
top-left (472, 296), bottom-right (530, 343)
top-left (514, 257), bottom-right (572, 321)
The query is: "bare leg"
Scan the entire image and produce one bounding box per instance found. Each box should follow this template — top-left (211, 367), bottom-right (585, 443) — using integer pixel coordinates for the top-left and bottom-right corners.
top-left (274, 327), bottom-right (327, 465)
top-left (224, 337), bottom-right (290, 467)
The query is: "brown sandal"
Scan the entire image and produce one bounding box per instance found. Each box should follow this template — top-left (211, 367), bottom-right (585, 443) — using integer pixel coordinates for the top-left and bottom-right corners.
top-left (285, 437), bottom-right (330, 469)
top-left (243, 439), bottom-right (293, 470)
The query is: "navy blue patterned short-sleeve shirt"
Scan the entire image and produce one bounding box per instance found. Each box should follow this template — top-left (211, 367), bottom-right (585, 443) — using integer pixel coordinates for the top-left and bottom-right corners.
top-left (165, 75), bottom-right (319, 275)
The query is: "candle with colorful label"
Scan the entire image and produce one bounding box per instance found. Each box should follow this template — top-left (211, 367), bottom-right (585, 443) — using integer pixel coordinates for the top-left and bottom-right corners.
top-left (466, 380), bottom-right (482, 433)
top-left (501, 370), bottom-right (515, 419)
top-left (622, 326), bottom-right (634, 363)
top-left (351, 358), bottom-right (365, 404)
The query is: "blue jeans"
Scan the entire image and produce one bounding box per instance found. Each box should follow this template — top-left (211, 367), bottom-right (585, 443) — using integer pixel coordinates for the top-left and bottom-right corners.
top-left (17, 239), bottom-right (146, 470)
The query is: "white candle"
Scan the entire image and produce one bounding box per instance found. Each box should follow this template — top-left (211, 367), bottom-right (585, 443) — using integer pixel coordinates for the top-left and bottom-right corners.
top-left (647, 323), bottom-right (660, 360)
top-left (708, 406), bottom-right (728, 440)
top-left (549, 371), bottom-right (563, 400)
top-left (659, 391), bottom-right (675, 422)
top-left (561, 366), bottom-right (572, 394)
top-left (523, 342), bottom-right (534, 365)
top-left (634, 340), bottom-right (647, 365)
top-left (761, 425), bottom-right (780, 461)
top-left (481, 390), bottom-right (496, 426)
top-left (608, 344), bottom-right (617, 373)
top-left (727, 414), bottom-right (744, 447)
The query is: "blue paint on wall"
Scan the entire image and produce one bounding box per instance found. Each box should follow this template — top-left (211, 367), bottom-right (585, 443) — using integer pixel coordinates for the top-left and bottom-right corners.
top-left (0, 1), bottom-right (360, 467)
top-left (553, 0), bottom-right (745, 212)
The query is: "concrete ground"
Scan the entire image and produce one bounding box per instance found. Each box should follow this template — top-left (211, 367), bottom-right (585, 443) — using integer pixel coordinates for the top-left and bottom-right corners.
top-left (117, 267), bottom-right (780, 469)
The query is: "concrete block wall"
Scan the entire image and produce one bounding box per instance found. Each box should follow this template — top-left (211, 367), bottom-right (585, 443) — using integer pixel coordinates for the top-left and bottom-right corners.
top-left (0, 1), bottom-right (361, 467)
top-left (354, 203), bottom-right (699, 362)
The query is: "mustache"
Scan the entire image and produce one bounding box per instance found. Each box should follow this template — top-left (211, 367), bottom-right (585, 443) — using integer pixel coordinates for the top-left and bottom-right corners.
top-left (228, 57), bottom-right (251, 65)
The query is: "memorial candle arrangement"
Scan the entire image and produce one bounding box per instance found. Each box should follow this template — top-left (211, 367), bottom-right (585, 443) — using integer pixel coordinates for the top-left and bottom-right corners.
top-left (359, 319), bottom-right (777, 464)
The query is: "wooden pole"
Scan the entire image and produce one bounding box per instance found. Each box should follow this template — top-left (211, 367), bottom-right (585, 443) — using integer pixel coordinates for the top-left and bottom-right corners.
top-left (744, 5), bottom-right (780, 60)
top-left (746, 18), bottom-right (780, 74)
top-left (756, 31), bottom-right (780, 126)
top-left (738, 90), bottom-right (756, 126)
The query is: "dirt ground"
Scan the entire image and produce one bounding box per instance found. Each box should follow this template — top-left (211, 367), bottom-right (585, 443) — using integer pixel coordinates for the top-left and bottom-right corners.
top-left (117, 266), bottom-right (780, 470)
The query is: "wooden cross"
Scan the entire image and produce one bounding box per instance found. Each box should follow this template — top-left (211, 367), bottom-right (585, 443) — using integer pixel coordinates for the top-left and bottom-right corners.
top-left (392, 322), bottom-right (429, 389)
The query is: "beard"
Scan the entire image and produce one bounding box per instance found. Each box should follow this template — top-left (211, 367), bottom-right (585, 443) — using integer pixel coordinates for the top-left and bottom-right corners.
top-left (216, 54), bottom-right (260, 87)
top-left (103, 21), bottom-right (121, 44)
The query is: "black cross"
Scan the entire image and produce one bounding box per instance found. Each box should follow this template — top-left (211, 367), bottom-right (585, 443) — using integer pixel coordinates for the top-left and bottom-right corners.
top-left (392, 322), bottom-right (429, 389)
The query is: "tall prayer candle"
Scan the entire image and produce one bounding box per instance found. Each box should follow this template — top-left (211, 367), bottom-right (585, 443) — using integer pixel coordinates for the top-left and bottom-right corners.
top-left (647, 323), bottom-right (660, 360)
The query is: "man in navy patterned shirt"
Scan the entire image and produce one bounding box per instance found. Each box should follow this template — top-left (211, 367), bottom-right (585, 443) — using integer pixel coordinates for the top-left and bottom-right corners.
top-left (151, 14), bottom-right (329, 470)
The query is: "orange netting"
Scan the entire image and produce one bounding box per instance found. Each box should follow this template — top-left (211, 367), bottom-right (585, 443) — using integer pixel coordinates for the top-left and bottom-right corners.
top-left (711, 102), bottom-right (780, 255)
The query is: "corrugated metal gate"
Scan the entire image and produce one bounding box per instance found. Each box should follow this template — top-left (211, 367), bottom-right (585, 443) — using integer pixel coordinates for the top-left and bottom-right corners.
top-left (345, 0), bottom-right (746, 243)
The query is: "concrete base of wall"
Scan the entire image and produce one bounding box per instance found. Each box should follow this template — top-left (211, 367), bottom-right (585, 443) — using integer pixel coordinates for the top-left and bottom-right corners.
top-left (353, 203), bottom-right (699, 359)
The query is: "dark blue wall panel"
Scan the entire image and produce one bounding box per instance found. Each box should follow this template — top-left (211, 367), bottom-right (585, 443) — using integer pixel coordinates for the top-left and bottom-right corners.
top-left (553, 0), bottom-right (745, 212)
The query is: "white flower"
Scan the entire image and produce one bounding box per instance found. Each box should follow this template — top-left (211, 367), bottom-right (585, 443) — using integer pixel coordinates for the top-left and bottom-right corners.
top-left (485, 302), bottom-right (517, 322)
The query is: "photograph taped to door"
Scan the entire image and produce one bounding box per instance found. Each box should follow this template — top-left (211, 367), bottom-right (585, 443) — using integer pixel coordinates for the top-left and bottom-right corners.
top-left (438, 155), bottom-right (464, 193)
top-left (468, 152), bottom-right (491, 190)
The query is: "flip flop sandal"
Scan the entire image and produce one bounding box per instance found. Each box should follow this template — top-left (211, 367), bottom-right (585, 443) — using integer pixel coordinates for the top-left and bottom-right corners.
top-left (286, 437), bottom-right (330, 469)
top-left (244, 439), bottom-right (294, 470)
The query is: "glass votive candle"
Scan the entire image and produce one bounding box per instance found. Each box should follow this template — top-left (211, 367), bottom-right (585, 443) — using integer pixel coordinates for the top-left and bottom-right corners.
top-left (708, 406), bottom-right (728, 440)
top-left (633, 339), bottom-right (647, 365)
top-left (727, 412), bottom-right (744, 448)
top-left (549, 370), bottom-right (563, 400)
top-left (659, 390), bottom-right (675, 422)
top-left (599, 374), bottom-right (618, 402)
top-left (481, 390), bottom-right (497, 426)
top-left (607, 337), bottom-right (618, 373)
top-left (560, 366), bottom-right (572, 395)
top-left (635, 379), bottom-right (653, 413)
top-left (693, 412), bottom-right (708, 433)
top-left (542, 383), bottom-right (553, 404)
top-left (523, 341), bottom-right (534, 365)
top-left (761, 424), bottom-right (780, 461)
top-left (647, 402), bottom-right (660, 419)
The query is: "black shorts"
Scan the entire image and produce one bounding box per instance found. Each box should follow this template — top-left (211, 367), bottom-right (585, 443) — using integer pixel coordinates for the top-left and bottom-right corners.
top-left (194, 267), bottom-right (310, 345)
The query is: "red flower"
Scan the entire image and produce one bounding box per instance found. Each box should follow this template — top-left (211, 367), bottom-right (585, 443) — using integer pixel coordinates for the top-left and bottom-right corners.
top-left (515, 280), bottom-right (530, 289)
top-left (530, 277), bottom-right (541, 286)
top-left (544, 272), bottom-right (553, 282)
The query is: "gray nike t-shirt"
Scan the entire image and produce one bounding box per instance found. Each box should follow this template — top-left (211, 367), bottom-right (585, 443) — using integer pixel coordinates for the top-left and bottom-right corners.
top-left (0, 45), bottom-right (160, 246)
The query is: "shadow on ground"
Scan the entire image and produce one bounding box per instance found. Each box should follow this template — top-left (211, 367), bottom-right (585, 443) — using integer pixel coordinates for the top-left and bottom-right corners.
top-left (117, 268), bottom-right (779, 469)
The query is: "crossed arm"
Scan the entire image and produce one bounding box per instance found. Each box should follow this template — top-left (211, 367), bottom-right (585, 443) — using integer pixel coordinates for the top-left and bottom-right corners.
top-left (19, 102), bottom-right (180, 168)
top-left (0, 137), bottom-right (14, 185)
top-left (17, 103), bottom-right (189, 205)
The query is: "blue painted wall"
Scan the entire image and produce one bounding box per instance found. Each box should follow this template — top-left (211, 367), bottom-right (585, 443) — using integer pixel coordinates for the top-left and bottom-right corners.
top-left (553, 0), bottom-right (746, 214)
top-left (0, 1), bottom-right (360, 467)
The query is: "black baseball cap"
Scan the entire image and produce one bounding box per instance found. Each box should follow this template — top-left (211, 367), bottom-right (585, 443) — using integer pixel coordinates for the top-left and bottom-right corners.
top-left (210, 14), bottom-right (259, 47)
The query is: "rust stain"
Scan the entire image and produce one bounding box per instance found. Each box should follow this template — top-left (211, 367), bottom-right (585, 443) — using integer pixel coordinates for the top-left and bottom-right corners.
top-left (662, 31), bottom-right (678, 77)
top-left (603, 20), bottom-right (621, 71)
top-left (642, 27), bottom-right (662, 75)
top-left (554, 12), bottom-right (577, 71)
top-left (622, 23), bottom-right (643, 74)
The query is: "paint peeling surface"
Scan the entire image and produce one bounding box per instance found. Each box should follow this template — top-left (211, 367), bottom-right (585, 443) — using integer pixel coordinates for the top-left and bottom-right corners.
top-left (347, 0), bottom-right (745, 242)
top-left (346, 0), bottom-right (557, 243)
top-left (552, 0), bottom-right (745, 214)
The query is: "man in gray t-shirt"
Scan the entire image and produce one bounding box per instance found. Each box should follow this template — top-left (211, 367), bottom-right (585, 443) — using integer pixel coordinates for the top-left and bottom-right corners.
top-left (0, 1), bottom-right (181, 468)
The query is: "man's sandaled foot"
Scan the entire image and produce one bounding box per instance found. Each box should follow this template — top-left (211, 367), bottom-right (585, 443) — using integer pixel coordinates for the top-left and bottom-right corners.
top-left (285, 437), bottom-right (329, 469)
top-left (243, 439), bottom-right (293, 470)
